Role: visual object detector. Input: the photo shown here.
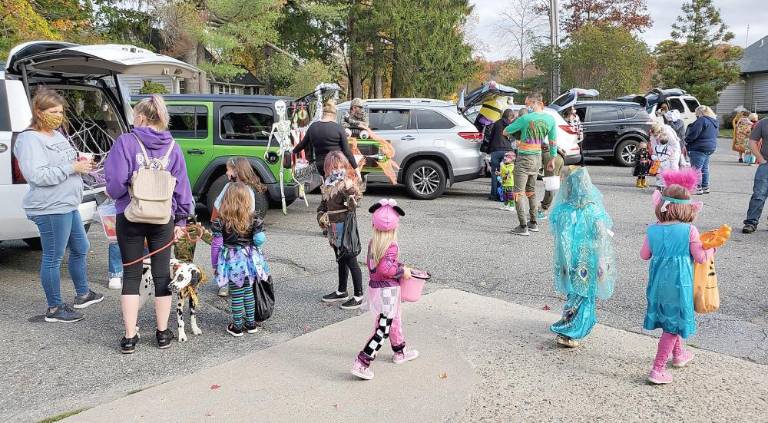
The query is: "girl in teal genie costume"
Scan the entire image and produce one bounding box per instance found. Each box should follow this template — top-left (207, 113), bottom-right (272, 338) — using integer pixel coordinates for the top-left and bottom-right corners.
top-left (549, 167), bottom-right (616, 348)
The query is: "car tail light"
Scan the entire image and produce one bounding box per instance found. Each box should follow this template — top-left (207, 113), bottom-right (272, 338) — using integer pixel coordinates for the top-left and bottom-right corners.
top-left (458, 131), bottom-right (482, 141)
top-left (11, 155), bottom-right (26, 184)
top-left (559, 124), bottom-right (578, 135)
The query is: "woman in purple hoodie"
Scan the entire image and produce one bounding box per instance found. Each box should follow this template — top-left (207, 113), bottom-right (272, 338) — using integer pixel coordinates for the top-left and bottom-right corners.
top-left (104, 95), bottom-right (194, 354)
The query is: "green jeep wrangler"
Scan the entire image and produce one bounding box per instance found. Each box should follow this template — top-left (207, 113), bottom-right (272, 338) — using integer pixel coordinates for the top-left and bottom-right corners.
top-left (135, 95), bottom-right (300, 217)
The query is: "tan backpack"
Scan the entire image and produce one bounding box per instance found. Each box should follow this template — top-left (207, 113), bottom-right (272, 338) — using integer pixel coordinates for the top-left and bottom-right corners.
top-left (124, 134), bottom-right (177, 224)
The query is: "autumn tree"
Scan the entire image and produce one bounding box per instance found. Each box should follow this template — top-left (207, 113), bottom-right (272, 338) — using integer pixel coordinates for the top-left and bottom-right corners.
top-left (495, 0), bottom-right (548, 80)
top-left (534, 24), bottom-right (652, 99)
top-left (654, 0), bottom-right (742, 105)
top-left (561, 0), bottom-right (652, 33)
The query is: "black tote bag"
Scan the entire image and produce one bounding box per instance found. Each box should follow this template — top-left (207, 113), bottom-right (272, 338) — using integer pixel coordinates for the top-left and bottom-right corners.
top-left (253, 276), bottom-right (275, 322)
top-left (337, 211), bottom-right (361, 261)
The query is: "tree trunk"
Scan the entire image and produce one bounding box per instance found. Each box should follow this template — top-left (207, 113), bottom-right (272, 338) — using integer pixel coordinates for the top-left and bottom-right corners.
top-left (373, 42), bottom-right (384, 98)
top-left (184, 40), bottom-right (201, 94)
top-left (347, 4), bottom-right (363, 99)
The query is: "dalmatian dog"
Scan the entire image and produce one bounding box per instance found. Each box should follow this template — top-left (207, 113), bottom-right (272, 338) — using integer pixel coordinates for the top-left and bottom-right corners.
top-left (139, 258), bottom-right (207, 342)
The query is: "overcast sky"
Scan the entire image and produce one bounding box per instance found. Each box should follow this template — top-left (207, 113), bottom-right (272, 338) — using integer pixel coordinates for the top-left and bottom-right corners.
top-left (469, 0), bottom-right (768, 61)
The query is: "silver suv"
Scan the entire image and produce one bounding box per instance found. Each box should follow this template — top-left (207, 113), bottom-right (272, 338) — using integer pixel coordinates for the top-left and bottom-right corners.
top-left (337, 99), bottom-right (483, 200)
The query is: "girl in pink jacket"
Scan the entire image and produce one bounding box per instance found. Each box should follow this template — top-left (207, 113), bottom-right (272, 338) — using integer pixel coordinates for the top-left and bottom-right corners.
top-left (351, 199), bottom-right (419, 380)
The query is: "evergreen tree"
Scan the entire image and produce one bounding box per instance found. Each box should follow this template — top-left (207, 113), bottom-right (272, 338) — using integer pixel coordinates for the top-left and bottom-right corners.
top-left (654, 0), bottom-right (742, 105)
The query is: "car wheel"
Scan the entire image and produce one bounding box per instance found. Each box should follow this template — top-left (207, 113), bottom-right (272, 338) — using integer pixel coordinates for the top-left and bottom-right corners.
top-left (405, 159), bottom-right (446, 200)
top-left (207, 174), bottom-right (270, 218)
top-left (23, 237), bottom-right (42, 250)
top-left (614, 139), bottom-right (640, 167)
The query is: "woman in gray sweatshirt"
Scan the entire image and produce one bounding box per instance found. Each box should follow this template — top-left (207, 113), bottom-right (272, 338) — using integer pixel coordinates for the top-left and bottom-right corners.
top-left (14, 89), bottom-right (104, 323)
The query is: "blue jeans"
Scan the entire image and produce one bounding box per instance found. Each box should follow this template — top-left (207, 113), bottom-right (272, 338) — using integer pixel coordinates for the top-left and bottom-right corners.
top-left (688, 150), bottom-right (713, 189)
top-left (489, 150), bottom-right (506, 200)
top-left (29, 211), bottom-right (90, 308)
top-left (108, 242), bottom-right (123, 279)
top-left (745, 163), bottom-right (768, 226)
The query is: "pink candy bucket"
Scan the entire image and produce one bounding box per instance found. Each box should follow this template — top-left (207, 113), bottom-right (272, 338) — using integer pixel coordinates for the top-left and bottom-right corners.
top-left (400, 269), bottom-right (430, 302)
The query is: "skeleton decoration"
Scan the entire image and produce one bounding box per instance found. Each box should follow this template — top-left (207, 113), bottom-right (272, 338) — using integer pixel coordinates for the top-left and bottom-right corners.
top-left (264, 100), bottom-right (294, 214)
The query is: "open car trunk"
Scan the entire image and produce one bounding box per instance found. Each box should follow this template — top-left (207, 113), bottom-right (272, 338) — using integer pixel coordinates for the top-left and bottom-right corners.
top-left (548, 88), bottom-right (600, 113)
top-left (6, 42), bottom-right (200, 192)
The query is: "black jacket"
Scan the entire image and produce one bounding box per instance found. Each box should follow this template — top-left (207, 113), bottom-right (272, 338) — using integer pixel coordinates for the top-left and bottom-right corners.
top-left (293, 121), bottom-right (357, 171)
top-left (487, 119), bottom-right (513, 153)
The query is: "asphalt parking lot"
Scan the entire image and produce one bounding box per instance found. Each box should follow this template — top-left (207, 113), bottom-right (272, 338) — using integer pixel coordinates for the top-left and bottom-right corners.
top-left (1, 141), bottom-right (766, 422)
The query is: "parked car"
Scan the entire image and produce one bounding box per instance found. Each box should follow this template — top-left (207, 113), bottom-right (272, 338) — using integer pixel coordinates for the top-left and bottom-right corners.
top-left (551, 88), bottom-right (653, 167)
top-left (337, 98), bottom-right (484, 200)
top-left (0, 41), bottom-right (198, 248)
top-left (466, 103), bottom-right (584, 177)
top-left (133, 94), bottom-right (300, 217)
top-left (618, 88), bottom-right (701, 130)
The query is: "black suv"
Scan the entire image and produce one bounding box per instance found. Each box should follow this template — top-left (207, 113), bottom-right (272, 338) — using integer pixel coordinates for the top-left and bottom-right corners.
top-left (551, 89), bottom-right (653, 166)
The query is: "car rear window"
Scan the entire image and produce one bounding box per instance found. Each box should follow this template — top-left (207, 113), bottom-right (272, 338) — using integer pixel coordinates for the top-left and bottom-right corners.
top-left (684, 98), bottom-right (700, 112)
top-left (668, 98), bottom-right (685, 113)
top-left (414, 109), bottom-right (454, 130)
top-left (168, 105), bottom-right (208, 139)
top-left (369, 109), bottom-right (412, 131)
top-left (220, 106), bottom-right (273, 141)
top-left (588, 105), bottom-right (619, 122)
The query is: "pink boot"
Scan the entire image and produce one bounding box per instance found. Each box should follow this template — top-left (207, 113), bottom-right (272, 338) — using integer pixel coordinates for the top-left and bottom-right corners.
top-left (648, 332), bottom-right (676, 385)
top-left (351, 358), bottom-right (374, 380)
top-left (671, 336), bottom-right (694, 368)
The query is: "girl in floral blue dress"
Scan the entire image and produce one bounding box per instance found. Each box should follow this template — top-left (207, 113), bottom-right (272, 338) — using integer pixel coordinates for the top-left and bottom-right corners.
top-left (211, 182), bottom-right (270, 337)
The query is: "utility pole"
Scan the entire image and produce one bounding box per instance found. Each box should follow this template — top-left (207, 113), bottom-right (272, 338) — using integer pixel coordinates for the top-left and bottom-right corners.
top-left (549, 0), bottom-right (561, 101)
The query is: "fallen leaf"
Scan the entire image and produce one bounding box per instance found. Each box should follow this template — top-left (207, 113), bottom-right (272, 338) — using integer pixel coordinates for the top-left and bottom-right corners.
top-left (334, 404), bottom-right (340, 410)
top-left (210, 384), bottom-right (221, 390)
top-left (304, 325), bottom-right (311, 333)
top-left (542, 304), bottom-right (551, 311)
top-left (536, 345), bottom-right (545, 351)
top-left (205, 412), bottom-right (214, 417)
top-left (439, 372), bottom-right (448, 379)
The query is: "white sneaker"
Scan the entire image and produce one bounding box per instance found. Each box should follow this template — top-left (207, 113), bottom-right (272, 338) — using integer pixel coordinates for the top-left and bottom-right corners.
top-left (108, 278), bottom-right (122, 290)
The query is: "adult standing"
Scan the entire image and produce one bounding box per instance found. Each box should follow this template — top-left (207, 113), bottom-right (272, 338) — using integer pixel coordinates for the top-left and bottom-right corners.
top-left (14, 89), bottom-right (104, 322)
top-left (503, 92), bottom-right (557, 236)
top-left (732, 111), bottom-right (751, 163)
top-left (742, 118), bottom-right (768, 234)
top-left (487, 109), bottom-right (515, 200)
top-left (104, 95), bottom-right (194, 353)
top-left (293, 99), bottom-right (357, 177)
top-left (685, 106), bottom-right (719, 195)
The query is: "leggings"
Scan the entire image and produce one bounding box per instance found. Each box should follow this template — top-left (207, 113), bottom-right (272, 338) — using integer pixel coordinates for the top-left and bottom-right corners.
top-left (229, 281), bottom-right (255, 328)
top-left (652, 331), bottom-right (686, 371)
top-left (336, 249), bottom-right (363, 297)
top-left (116, 214), bottom-right (174, 297)
top-left (358, 286), bottom-right (405, 365)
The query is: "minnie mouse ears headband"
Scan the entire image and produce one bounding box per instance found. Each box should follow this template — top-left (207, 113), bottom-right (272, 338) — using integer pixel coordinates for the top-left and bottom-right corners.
top-left (368, 198), bottom-right (405, 216)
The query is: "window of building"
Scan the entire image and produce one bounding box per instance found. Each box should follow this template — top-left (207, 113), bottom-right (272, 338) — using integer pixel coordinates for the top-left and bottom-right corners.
top-left (220, 106), bottom-right (273, 141)
top-left (168, 105), bottom-right (208, 139)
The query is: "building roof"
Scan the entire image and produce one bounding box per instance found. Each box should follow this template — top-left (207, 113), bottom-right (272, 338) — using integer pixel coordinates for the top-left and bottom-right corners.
top-left (740, 35), bottom-right (768, 74)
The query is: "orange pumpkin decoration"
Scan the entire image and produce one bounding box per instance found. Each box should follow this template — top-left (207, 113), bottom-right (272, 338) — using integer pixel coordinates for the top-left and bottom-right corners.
top-left (700, 224), bottom-right (731, 250)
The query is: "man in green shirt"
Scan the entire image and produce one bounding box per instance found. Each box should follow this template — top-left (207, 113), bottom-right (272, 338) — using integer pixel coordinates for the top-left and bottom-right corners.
top-left (503, 92), bottom-right (557, 236)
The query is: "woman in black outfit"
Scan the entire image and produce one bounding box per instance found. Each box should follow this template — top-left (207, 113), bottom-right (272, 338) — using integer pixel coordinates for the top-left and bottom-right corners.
top-left (293, 99), bottom-right (358, 177)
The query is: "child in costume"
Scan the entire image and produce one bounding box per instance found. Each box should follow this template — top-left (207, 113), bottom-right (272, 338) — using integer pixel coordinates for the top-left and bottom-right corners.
top-left (211, 182), bottom-right (270, 337)
top-left (212, 157), bottom-right (267, 297)
top-left (351, 199), bottom-right (418, 380)
top-left (549, 167), bottom-right (616, 348)
top-left (498, 151), bottom-right (516, 211)
top-left (641, 168), bottom-right (714, 384)
top-left (650, 123), bottom-right (683, 189)
top-left (633, 142), bottom-right (652, 188)
top-left (317, 151), bottom-right (364, 310)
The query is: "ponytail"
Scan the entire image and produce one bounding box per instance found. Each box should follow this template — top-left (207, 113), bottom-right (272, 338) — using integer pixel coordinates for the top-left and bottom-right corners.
top-left (134, 94), bottom-right (170, 130)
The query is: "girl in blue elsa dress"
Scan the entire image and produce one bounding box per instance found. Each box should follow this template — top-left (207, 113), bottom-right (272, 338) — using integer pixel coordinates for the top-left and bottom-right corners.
top-left (549, 166), bottom-right (616, 348)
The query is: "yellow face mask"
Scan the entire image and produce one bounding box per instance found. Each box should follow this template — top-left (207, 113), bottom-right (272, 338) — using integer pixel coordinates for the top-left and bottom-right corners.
top-left (38, 112), bottom-right (64, 130)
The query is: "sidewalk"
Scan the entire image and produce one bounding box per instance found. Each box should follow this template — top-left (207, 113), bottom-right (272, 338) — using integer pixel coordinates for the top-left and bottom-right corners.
top-left (67, 289), bottom-right (768, 422)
